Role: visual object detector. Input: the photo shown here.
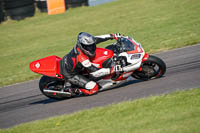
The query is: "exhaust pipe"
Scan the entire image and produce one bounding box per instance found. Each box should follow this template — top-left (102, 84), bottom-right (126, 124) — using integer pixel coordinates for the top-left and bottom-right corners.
top-left (43, 89), bottom-right (72, 98)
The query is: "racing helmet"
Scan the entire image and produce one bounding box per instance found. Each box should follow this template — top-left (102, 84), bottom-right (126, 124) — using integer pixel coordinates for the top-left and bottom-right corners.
top-left (77, 32), bottom-right (96, 57)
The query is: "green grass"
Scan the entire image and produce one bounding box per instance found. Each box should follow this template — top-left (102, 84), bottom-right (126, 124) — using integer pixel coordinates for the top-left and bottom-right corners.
top-left (1, 88), bottom-right (200, 133)
top-left (0, 0), bottom-right (200, 86)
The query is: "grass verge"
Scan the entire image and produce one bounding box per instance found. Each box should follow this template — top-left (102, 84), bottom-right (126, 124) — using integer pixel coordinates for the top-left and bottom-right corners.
top-left (0, 0), bottom-right (200, 87)
top-left (1, 88), bottom-right (200, 133)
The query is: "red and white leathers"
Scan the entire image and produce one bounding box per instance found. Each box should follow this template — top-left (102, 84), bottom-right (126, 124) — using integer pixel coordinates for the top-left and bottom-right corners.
top-left (60, 34), bottom-right (119, 95)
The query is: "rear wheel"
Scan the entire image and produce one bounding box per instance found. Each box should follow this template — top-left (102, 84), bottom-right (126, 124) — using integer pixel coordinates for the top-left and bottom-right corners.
top-left (6, 4), bottom-right (35, 20)
top-left (0, 2), bottom-right (5, 23)
top-left (39, 76), bottom-right (70, 100)
top-left (132, 55), bottom-right (166, 80)
top-left (35, 0), bottom-right (48, 12)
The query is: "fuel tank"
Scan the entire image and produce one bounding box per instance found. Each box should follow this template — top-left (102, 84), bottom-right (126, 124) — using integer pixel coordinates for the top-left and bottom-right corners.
top-left (90, 47), bottom-right (114, 68)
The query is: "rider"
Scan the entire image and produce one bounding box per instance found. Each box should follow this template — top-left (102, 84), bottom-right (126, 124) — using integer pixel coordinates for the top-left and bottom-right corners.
top-left (60, 32), bottom-right (121, 95)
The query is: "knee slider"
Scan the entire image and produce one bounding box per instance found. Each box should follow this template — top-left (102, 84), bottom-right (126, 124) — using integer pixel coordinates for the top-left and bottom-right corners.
top-left (81, 81), bottom-right (99, 95)
top-left (85, 81), bottom-right (97, 90)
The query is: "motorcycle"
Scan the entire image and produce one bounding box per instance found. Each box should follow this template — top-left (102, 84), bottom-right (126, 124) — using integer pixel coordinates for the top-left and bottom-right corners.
top-left (29, 36), bottom-right (166, 99)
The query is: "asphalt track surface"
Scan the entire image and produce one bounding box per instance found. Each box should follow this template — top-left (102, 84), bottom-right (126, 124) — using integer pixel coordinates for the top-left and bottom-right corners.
top-left (0, 44), bottom-right (200, 129)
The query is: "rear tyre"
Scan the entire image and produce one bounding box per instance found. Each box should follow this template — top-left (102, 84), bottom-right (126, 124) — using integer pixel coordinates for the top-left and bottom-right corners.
top-left (39, 76), bottom-right (67, 100)
top-left (6, 4), bottom-right (35, 20)
top-left (0, 2), bottom-right (5, 23)
top-left (35, 0), bottom-right (48, 12)
top-left (4, 0), bottom-right (34, 9)
top-left (132, 55), bottom-right (166, 80)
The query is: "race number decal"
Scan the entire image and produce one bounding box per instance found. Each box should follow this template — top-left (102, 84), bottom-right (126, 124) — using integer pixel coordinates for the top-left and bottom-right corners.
top-left (130, 54), bottom-right (141, 60)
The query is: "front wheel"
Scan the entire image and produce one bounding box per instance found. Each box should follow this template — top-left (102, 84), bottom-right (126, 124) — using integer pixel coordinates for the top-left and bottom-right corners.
top-left (132, 55), bottom-right (166, 80)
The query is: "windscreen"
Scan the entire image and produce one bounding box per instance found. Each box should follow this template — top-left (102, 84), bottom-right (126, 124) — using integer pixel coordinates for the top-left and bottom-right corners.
top-left (120, 37), bottom-right (136, 52)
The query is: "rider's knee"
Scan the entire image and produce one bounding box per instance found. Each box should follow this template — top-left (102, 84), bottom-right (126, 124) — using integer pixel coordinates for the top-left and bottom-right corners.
top-left (81, 81), bottom-right (99, 95)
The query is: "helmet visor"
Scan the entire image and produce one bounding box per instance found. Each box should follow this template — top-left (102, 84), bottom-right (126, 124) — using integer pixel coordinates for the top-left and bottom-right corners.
top-left (82, 43), bottom-right (96, 55)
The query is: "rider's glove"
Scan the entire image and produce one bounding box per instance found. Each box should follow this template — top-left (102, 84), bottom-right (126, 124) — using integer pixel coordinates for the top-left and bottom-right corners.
top-left (111, 33), bottom-right (121, 40)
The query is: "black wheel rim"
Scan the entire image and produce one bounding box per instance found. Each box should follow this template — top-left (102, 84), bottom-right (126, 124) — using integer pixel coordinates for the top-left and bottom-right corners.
top-left (134, 61), bottom-right (162, 80)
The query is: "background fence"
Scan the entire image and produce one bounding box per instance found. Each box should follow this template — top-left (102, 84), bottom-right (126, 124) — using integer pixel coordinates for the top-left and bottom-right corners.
top-left (0, 0), bottom-right (89, 22)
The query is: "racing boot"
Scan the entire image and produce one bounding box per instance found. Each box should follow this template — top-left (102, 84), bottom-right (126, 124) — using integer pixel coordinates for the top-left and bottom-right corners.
top-left (63, 81), bottom-right (81, 96)
top-left (63, 81), bottom-right (72, 92)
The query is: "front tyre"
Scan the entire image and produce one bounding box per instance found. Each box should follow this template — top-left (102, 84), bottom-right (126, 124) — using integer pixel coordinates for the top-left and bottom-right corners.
top-left (132, 55), bottom-right (166, 80)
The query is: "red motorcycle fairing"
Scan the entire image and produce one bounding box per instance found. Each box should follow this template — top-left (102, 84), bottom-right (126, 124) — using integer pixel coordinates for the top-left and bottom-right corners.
top-left (29, 55), bottom-right (63, 79)
top-left (90, 47), bottom-right (114, 68)
top-left (142, 53), bottom-right (149, 62)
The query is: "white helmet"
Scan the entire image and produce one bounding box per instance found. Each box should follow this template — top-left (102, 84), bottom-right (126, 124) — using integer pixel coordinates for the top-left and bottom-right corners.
top-left (77, 32), bottom-right (96, 57)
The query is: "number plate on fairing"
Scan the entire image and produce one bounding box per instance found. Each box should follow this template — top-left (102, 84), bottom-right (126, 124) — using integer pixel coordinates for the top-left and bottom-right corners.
top-left (130, 54), bottom-right (141, 60)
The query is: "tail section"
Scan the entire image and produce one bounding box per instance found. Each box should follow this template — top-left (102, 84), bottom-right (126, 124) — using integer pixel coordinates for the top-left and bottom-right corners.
top-left (29, 55), bottom-right (63, 78)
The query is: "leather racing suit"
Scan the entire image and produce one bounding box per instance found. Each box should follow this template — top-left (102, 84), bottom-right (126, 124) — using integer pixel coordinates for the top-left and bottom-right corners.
top-left (60, 34), bottom-right (117, 95)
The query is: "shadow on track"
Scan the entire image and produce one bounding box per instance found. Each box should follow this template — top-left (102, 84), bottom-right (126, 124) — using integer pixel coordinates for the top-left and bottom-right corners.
top-left (99, 79), bottom-right (144, 93)
top-left (30, 98), bottom-right (59, 105)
